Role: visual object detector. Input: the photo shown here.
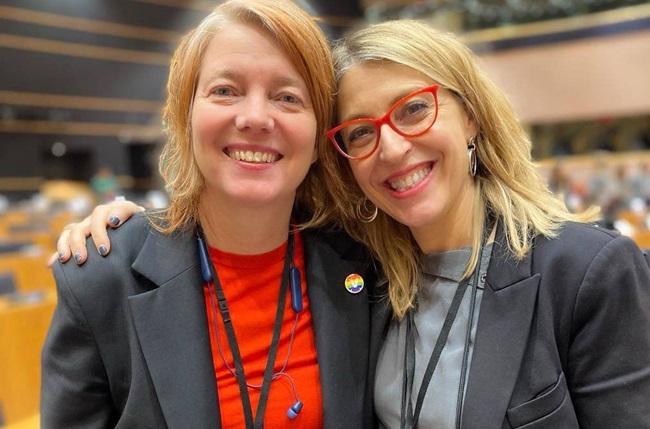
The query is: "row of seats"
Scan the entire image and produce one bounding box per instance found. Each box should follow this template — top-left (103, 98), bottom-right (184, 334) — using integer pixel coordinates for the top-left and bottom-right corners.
top-left (0, 209), bottom-right (73, 427)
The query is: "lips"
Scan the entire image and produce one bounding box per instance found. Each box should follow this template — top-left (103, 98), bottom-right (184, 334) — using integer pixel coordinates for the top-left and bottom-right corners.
top-left (386, 162), bottom-right (433, 192)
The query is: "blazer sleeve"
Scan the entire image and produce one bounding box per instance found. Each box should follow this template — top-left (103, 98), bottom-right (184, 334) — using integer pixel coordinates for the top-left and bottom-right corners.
top-left (568, 235), bottom-right (650, 428)
top-left (41, 263), bottom-right (115, 429)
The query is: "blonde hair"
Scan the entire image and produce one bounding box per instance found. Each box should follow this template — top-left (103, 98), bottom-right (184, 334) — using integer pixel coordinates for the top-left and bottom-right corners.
top-left (320, 20), bottom-right (598, 318)
top-left (156, 0), bottom-right (336, 232)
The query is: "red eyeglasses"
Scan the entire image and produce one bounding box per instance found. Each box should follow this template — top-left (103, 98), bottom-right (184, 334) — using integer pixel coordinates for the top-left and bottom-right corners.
top-left (326, 84), bottom-right (439, 160)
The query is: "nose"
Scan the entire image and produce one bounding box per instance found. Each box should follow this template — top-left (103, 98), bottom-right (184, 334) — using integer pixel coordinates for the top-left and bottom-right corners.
top-left (377, 124), bottom-right (412, 163)
top-left (234, 94), bottom-right (275, 133)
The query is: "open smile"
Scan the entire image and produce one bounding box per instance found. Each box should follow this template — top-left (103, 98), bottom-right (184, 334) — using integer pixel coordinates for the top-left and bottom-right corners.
top-left (224, 147), bottom-right (282, 164)
top-left (385, 162), bottom-right (434, 193)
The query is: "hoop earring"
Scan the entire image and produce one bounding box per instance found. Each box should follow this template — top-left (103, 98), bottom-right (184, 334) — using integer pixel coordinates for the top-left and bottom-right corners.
top-left (467, 137), bottom-right (478, 177)
top-left (356, 198), bottom-right (378, 223)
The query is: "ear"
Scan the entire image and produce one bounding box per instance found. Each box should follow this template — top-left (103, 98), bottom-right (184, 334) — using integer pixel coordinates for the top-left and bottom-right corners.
top-left (464, 110), bottom-right (478, 142)
top-left (458, 97), bottom-right (478, 142)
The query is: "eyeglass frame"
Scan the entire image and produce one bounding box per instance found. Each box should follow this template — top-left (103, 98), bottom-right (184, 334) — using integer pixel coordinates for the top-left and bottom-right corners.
top-left (326, 84), bottom-right (440, 160)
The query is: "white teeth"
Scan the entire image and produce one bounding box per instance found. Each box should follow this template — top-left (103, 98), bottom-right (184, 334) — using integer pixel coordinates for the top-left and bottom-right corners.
top-left (388, 165), bottom-right (432, 192)
top-left (227, 149), bottom-right (278, 164)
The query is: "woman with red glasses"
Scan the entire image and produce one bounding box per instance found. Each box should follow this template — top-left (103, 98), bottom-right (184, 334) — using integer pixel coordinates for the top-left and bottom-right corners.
top-left (54, 19), bottom-right (650, 429)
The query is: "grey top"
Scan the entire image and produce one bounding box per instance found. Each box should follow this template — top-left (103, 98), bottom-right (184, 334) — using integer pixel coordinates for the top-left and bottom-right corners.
top-left (375, 243), bottom-right (493, 429)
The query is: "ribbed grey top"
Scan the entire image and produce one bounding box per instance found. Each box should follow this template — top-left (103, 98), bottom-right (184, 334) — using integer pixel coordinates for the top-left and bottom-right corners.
top-left (375, 242), bottom-right (493, 429)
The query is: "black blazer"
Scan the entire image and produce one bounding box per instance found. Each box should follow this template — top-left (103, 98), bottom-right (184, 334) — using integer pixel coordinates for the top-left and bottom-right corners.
top-left (41, 214), bottom-right (376, 428)
top-left (369, 221), bottom-right (650, 429)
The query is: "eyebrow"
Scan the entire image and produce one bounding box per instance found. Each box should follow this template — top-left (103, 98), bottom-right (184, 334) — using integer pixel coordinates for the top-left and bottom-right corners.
top-left (270, 76), bottom-right (304, 89)
top-left (199, 69), bottom-right (304, 90)
top-left (199, 69), bottom-right (237, 86)
top-left (340, 85), bottom-right (424, 123)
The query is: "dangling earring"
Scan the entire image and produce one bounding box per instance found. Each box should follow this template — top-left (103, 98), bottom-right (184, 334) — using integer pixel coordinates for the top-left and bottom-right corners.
top-left (355, 198), bottom-right (378, 223)
top-left (467, 137), bottom-right (478, 177)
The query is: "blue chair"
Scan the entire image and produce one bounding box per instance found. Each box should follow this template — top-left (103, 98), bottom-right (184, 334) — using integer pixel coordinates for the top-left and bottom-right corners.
top-left (0, 272), bottom-right (17, 296)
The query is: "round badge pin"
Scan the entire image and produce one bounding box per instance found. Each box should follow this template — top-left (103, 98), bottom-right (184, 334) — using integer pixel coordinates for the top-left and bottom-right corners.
top-left (344, 273), bottom-right (364, 294)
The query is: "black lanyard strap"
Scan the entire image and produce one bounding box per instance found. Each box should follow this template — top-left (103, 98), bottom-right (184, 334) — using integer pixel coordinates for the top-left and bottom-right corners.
top-left (202, 229), bottom-right (295, 429)
top-left (455, 242), bottom-right (484, 429)
top-left (400, 275), bottom-right (471, 429)
top-left (400, 233), bottom-right (489, 429)
top-left (254, 234), bottom-right (294, 429)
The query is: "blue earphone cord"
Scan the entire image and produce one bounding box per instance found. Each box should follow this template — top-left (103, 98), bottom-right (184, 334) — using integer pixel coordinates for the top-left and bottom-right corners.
top-left (208, 295), bottom-right (302, 399)
top-left (198, 229), bottom-right (300, 429)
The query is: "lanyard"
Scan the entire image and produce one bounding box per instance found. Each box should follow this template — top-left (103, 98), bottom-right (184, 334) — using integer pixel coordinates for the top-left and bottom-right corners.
top-left (199, 229), bottom-right (295, 429)
top-left (400, 240), bottom-right (486, 429)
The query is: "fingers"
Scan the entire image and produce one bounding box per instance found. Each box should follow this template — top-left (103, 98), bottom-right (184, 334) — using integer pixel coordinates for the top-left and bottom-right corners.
top-left (86, 200), bottom-right (144, 258)
top-left (106, 200), bottom-right (145, 229)
top-left (68, 217), bottom-right (92, 265)
top-left (52, 199), bottom-right (145, 266)
top-left (89, 204), bottom-right (112, 257)
top-left (47, 251), bottom-right (59, 267)
top-left (55, 220), bottom-right (89, 265)
top-left (55, 226), bottom-right (72, 263)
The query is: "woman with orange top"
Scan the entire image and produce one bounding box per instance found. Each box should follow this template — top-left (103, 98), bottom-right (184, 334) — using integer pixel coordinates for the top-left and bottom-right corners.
top-left (41, 1), bottom-right (376, 428)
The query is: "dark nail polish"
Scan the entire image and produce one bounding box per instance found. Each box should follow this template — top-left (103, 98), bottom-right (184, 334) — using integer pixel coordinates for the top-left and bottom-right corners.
top-left (74, 253), bottom-right (83, 265)
top-left (109, 215), bottom-right (120, 226)
top-left (98, 245), bottom-right (108, 256)
top-left (58, 252), bottom-right (66, 262)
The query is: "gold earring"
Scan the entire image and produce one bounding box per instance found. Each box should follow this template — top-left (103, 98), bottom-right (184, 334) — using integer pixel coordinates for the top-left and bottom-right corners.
top-left (355, 198), bottom-right (378, 223)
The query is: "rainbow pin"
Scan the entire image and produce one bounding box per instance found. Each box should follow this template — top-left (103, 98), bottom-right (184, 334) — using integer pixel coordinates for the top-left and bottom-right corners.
top-left (344, 273), bottom-right (364, 294)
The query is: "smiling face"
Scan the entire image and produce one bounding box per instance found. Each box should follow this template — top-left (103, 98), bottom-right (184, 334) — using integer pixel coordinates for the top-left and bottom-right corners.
top-left (337, 61), bottom-right (477, 251)
top-left (191, 22), bottom-right (317, 210)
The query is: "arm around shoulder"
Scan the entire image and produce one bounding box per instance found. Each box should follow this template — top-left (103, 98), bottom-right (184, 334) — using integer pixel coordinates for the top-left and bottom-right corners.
top-left (568, 234), bottom-right (650, 428)
top-left (41, 262), bottom-right (115, 428)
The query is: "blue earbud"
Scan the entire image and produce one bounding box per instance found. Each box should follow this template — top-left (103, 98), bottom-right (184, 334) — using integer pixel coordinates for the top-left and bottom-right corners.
top-left (290, 267), bottom-right (302, 313)
top-left (287, 400), bottom-right (303, 419)
top-left (197, 235), bottom-right (213, 283)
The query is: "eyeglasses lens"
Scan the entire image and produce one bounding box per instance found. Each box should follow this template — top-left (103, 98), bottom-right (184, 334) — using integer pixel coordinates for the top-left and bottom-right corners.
top-left (334, 90), bottom-right (437, 158)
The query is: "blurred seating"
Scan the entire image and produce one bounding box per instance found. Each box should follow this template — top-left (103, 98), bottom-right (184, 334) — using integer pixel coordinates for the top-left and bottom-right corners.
top-left (0, 205), bottom-right (72, 427)
top-left (0, 291), bottom-right (56, 426)
top-left (2, 413), bottom-right (39, 429)
top-left (539, 150), bottom-right (650, 249)
top-left (0, 253), bottom-right (53, 294)
top-left (0, 243), bottom-right (31, 255)
top-left (0, 273), bottom-right (17, 296)
top-left (633, 230), bottom-right (650, 251)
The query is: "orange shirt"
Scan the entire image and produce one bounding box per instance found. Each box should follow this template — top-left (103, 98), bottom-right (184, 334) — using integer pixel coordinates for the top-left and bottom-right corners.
top-left (203, 233), bottom-right (323, 428)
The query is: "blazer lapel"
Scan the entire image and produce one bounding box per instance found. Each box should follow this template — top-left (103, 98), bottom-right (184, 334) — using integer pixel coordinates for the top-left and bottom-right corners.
top-left (303, 230), bottom-right (374, 429)
top-left (367, 281), bottom-right (391, 426)
top-left (462, 223), bottom-right (540, 429)
top-left (129, 227), bottom-right (220, 429)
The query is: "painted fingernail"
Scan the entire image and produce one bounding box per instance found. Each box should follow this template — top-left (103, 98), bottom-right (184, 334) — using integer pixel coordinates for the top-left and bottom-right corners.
top-left (73, 253), bottom-right (83, 265)
top-left (98, 245), bottom-right (108, 256)
top-left (109, 215), bottom-right (120, 226)
top-left (58, 252), bottom-right (66, 262)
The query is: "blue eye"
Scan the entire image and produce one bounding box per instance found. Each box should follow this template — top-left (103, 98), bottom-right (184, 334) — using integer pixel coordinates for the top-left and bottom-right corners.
top-left (212, 86), bottom-right (234, 96)
top-left (279, 94), bottom-right (300, 104)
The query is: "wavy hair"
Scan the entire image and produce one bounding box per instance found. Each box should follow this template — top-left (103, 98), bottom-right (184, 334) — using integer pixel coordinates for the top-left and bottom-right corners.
top-left (155, 0), bottom-right (336, 233)
top-left (320, 21), bottom-right (598, 318)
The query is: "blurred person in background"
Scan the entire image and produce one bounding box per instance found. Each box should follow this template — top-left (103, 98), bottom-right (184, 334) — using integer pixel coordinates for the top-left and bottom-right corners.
top-left (57, 17), bottom-right (650, 429)
top-left (41, 1), bottom-right (376, 428)
top-left (89, 165), bottom-right (119, 203)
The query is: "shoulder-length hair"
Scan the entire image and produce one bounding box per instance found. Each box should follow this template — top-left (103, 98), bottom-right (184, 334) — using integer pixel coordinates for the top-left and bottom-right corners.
top-left (320, 20), bottom-right (597, 318)
top-left (155, 0), bottom-right (336, 233)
